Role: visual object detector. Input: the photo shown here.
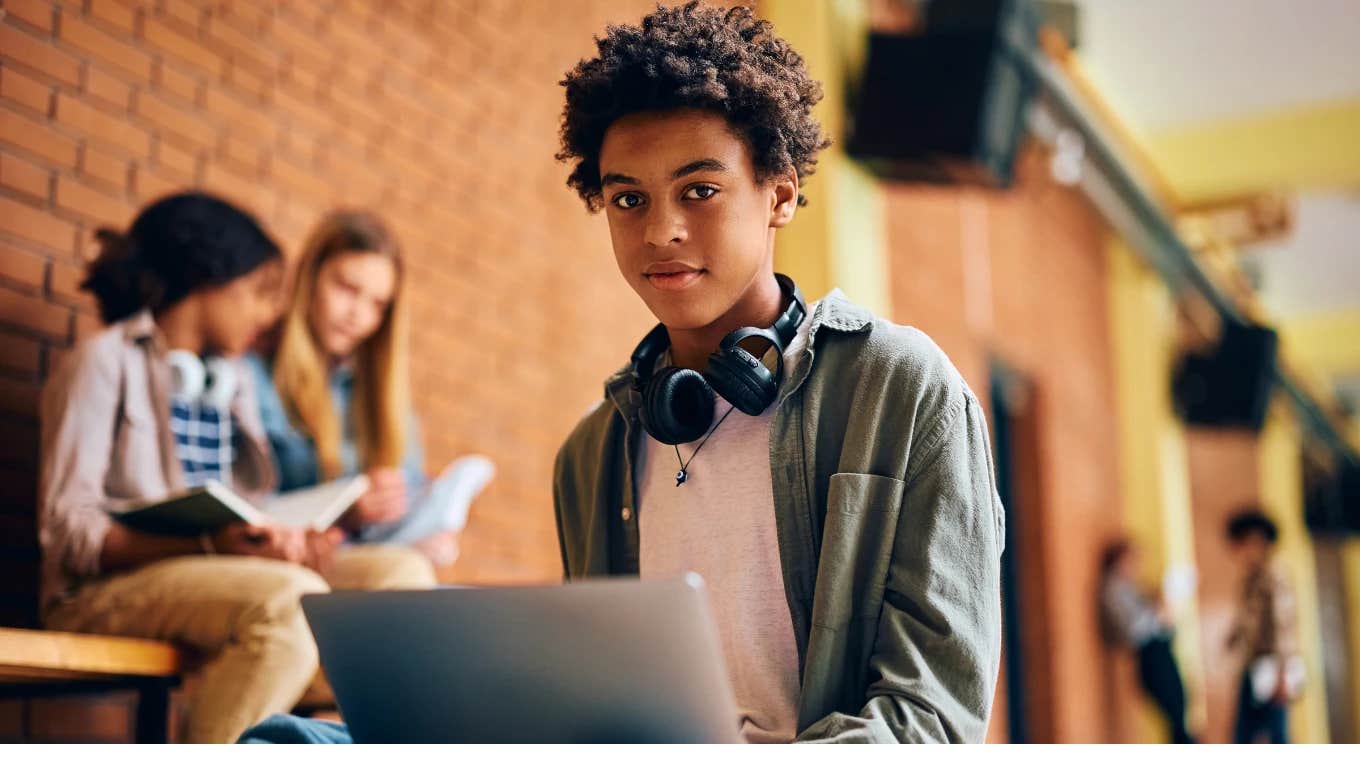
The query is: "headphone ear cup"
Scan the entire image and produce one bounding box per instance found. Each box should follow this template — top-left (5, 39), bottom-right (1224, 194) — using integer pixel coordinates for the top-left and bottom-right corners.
top-left (167, 350), bottom-right (206, 401)
top-left (707, 347), bottom-right (779, 416)
top-left (641, 366), bottom-right (715, 445)
top-left (201, 357), bottom-right (239, 411)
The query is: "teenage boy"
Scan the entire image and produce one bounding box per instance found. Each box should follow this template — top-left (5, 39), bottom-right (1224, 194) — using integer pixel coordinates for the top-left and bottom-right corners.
top-left (238, 1), bottom-right (1003, 745)
top-left (552, 2), bottom-right (1004, 743)
top-left (1225, 509), bottom-right (1299, 744)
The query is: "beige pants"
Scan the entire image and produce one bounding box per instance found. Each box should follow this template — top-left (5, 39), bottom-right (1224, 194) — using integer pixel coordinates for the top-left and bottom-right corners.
top-left (45, 546), bottom-right (436, 743)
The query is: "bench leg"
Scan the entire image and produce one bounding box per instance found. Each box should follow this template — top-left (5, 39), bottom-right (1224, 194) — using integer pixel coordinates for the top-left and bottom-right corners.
top-left (134, 681), bottom-right (172, 743)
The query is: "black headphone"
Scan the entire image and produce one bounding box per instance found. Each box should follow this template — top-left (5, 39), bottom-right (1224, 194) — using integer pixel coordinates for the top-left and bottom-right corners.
top-left (630, 273), bottom-right (806, 445)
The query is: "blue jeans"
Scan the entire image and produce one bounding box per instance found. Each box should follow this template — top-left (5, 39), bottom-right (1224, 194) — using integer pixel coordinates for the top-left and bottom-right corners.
top-left (239, 715), bottom-right (353, 744)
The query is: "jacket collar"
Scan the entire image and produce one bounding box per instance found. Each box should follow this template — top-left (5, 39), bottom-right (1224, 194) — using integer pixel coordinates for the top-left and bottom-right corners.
top-left (603, 288), bottom-right (874, 418)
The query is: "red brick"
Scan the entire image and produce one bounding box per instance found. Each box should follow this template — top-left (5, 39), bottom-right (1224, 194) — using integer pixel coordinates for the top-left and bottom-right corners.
top-left (161, 0), bottom-right (205, 31)
top-left (0, 150), bottom-right (50, 199)
top-left (3, 0), bottom-right (55, 33)
top-left (153, 137), bottom-right (197, 179)
top-left (225, 58), bottom-right (268, 100)
top-left (0, 65), bottom-right (52, 115)
top-left (215, 22), bottom-right (279, 80)
top-left (132, 162), bottom-right (185, 202)
top-left (269, 17), bottom-right (331, 75)
top-left (84, 65), bottom-right (133, 110)
top-left (55, 93), bottom-right (152, 156)
top-left (0, 25), bottom-right (81, 87)
top-left (142, 17), bottom-right (223, 75)
top-left (154, 60), bottom-right (200, 104)
top-left (135, 89), bottom-right (216, 147)
top-left (0, 284), bottom-right (68, 341)
top-left (55, 175), bottom-right (136, 226)
top-left (45, 343), bottom-right (70, 375)
top-left (203, 86), bottom-right (275, 142)
top-left (0, 331), bottom-right (42, 375)
top-left (0, 377), bottom-right (41, 419)
top-left (0, 242), bottom-right (47, 290)
top-left (73, 308), bottom-right (101, 340)
top-left (201, 161), bottom-right (275, 214)
top-left (59, 15), bottom-right (154, 81)
top-left (219, 132), bottom-right (260, 172)
top-left (48, 257), bottom-right (98, 312)
top-left (80, 144), bottom-right (128, 190)
top-left (221, 0), bottom-right (268, 30)
top-left (0, 196), bottom-right (76, 253)
top-left (88, 0), bottom-right (138, 34)
top-left (0, 108), bottom-right (78, 166)
top-left (267, 153), bottom-right (329, 203)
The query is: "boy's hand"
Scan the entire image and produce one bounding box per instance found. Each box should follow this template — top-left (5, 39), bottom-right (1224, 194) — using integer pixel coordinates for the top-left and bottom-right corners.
top-left (349, 468), bottom-right (408, 527)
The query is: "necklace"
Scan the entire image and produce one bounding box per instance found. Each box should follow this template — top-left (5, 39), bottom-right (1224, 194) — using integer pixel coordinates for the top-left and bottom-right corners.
top-left (673, 404), bottom-right (737, 486)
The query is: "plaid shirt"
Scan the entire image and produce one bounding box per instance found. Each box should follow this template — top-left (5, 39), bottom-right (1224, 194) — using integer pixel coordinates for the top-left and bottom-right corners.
top-left (169, 396), bottom-right (235, 488)
top-left (1230, 562), bottom-right (1298, 660)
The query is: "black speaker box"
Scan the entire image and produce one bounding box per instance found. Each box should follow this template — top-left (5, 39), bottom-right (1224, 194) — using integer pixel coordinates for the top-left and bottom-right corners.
top-left (846, 0), bottom-right (1035, 187)
top-left (1305, 462), bottom-right (1360, 535)
top-left (1172, 321), bottom-right (1279, 431)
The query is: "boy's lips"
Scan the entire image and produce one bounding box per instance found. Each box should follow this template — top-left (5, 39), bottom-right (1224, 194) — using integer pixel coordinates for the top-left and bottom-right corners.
top-left (644, 267), bottom-right (706, 291)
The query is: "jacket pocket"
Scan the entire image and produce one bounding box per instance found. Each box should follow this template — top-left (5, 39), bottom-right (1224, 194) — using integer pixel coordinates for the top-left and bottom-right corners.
top-left (811, 472), bottom-right (904, 627)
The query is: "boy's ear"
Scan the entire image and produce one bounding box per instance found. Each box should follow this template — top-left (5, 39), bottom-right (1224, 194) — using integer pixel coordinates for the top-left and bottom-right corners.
top-left (769, 170), bottom-right (799, 228)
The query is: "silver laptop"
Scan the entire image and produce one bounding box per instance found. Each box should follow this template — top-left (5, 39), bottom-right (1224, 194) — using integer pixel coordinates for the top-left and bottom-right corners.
top-left (301, 574), bottom-right (742, 743)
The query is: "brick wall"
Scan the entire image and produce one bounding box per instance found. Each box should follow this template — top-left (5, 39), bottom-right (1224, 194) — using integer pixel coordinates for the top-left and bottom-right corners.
top-left (0, 0), bottom-right (668, 739)
top-left (0, 0), bottom-right (669, 634)
top-left (884, 147), bottom-right (1137, 741)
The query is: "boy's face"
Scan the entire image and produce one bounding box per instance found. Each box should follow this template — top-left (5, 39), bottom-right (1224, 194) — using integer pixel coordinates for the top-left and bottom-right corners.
top-left (598, 108), bottom-right (796, 330)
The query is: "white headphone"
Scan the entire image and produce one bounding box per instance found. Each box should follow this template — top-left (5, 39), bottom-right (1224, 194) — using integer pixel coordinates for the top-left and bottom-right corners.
top-left (166, 350), bottom-right (238, 411)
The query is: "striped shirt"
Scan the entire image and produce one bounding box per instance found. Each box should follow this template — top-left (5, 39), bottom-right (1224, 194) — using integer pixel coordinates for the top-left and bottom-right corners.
top-left (169, 397), bottom-right (235, 488)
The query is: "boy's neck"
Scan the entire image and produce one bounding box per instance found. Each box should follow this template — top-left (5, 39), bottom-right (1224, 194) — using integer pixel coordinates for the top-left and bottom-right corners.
top-left (155, 301), bottom-right (206, 355)
top-left (666, 271), bottom-right (785, 371)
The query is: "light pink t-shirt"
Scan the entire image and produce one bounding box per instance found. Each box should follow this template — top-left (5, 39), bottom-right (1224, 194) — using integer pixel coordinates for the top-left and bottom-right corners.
top-left (635, 313), bottom-right (812, 744)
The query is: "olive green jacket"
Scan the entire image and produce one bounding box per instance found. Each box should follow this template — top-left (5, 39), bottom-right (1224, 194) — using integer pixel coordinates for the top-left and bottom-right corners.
top-left (553, 289), bottom-right (1004, 743)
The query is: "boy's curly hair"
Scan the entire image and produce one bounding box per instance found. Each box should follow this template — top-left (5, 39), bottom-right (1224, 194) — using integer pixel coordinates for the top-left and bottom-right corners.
top-left (557, 2), bottom-right (831, 211)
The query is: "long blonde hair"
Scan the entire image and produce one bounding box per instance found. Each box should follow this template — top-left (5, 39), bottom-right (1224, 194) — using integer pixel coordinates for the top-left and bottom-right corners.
top-left (272, 210), bottom-right (409, 479)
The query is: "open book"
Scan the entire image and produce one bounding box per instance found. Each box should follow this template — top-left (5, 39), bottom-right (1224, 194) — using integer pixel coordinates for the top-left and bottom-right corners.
top-left (109, 475), bottom-right (371, 537)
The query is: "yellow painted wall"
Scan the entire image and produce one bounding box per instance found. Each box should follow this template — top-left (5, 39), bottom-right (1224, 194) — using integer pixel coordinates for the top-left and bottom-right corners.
top-left (1107, 239), bottom-right (1206, 741)
top-left (1147, 99), bottom-right (1360, 202)
top-left (761, 0), bottom-right (891, 316)
top-left (1259, 401), bottom-right (1332, 742)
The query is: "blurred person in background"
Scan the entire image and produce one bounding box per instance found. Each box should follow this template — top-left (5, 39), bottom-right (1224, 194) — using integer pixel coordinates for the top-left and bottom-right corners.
top-left (39, 192), bottom-right (339, 743)
top-left (246, 210), bottom-right (494, 571)
top-left (1225, 508), bottom-right (1302, 744)
top-left (1099, 539), bottom-right (1197, 743)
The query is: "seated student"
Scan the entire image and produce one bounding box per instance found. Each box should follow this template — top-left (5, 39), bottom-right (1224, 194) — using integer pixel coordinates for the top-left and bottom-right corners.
top-left (39, 192), bottom-right (433, 744)
top-left (240, 2), bottom-right (1004, 745)
top-left (245, 210), bottom-right (494, 568)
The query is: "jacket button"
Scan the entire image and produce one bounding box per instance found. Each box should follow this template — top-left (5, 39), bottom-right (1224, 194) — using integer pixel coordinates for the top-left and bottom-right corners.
top-left (621, 507), bottom-right (633, 522)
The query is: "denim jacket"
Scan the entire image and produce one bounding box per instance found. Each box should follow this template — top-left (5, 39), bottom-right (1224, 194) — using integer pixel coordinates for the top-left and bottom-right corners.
top-left (553, 289), bottom-right (1005, 743)
top-left (243, 353), bottom-right (425, 498)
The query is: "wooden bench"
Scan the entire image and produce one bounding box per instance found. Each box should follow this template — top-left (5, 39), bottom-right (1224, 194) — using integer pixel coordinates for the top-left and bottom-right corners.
top-left (0, 627), bottom-right (184, 742)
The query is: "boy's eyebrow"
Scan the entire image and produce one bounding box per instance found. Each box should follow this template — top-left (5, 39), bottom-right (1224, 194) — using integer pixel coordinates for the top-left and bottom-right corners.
top-left (600, 159), bottom-right (729, 187)
top-left (671, 158), bottom-right (727, 179)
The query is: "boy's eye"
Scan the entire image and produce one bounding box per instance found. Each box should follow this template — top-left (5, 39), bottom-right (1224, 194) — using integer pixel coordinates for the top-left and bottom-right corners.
top-left (613, 192), bottom-right (645, 209)
top-left (682, 185), bottom-right (718, 201)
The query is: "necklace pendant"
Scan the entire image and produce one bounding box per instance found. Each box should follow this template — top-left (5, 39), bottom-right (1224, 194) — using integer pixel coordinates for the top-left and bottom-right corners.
top-left (675, 469), bottom-right (687, 487)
